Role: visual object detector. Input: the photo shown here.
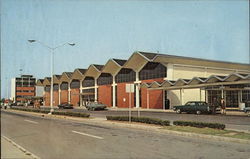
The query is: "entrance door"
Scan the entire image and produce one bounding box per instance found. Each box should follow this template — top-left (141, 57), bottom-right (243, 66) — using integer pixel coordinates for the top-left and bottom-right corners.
top-left (225, 90), bottom-right (238, 108)
top-left (164, 90), bottom-right (170, 109)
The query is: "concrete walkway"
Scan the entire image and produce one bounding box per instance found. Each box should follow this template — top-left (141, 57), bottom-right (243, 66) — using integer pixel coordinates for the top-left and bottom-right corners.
top-left (1, 136), bottom-right (37, 159)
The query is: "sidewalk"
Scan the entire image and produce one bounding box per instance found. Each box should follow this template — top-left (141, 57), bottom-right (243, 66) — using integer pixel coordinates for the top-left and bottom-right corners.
top-left (1, 136), bottom-right (35, 159)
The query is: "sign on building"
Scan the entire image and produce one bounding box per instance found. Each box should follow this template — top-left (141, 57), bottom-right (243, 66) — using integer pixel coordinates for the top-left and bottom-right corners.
top-left (126, 84), bottom-right (134, 93)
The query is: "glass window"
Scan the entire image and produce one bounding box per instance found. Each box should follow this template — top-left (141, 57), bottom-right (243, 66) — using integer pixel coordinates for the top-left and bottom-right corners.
top-left (242, 90), bottom-right (250, 103)
top-left (207, 90), bottom-right (221, 106)
top-left (115, 68), bottom-right (136, 83)
top-left (71, 80), bottom-right (80, 88)
top-left (82, 77), bottom-right (95, 87)
top-left (225, 90), bottom-right (238, 108)
top-left (45, 86), bottom-right (51, 92)
top-left (53, 84), bottom-right (59, 91)
top-left (139, 62), bottom-right (166, 80)
top-left (97, 73), bottom-right (112, 85)
top-left (60, 82), bottom-right (68, 90)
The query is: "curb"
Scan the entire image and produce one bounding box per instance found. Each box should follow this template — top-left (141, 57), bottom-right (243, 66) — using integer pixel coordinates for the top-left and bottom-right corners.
top-left (159, 129), bottom-right (250, 144)
top-left (3, 109), bottom-right (250, 144)
top-left (2, 135), bottom-right (40, 159)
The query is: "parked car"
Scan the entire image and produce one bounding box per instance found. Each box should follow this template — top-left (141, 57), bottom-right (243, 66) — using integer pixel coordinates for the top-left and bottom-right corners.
top-left (85, 102), bottom-right (107, 111)
top-left (58, 103), bottom-right (73, 109)
top-left (173, 101), bottom-right (213, 115)
top-left (243, 107), bottom-right (250, 113)
top-left (17, 102), bottom-right (24, 106)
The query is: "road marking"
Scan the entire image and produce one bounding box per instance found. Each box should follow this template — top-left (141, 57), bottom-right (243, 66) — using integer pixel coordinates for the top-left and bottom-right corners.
top-left (24, 119), bottom-right (38, 124)
top-left (2, 135), bottom-right (40, 159)
top-left (72, 130), bottom-right (103, 140)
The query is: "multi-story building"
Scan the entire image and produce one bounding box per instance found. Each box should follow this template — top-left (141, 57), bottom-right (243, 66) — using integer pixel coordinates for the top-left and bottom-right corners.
top-left (11, 75), bottom-right (36, 103)
top-left (37, 51), bottom-right (250, 109)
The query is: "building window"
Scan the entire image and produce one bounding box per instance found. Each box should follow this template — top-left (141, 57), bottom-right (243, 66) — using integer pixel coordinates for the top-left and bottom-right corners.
top-left (71, 80), bottom-right (80, 88)
top-left (207, 90), bottom-right (221, 106)
top-left (60, 82), bottom-right (68, 90)
top-left (82, 88), bottom-right (95, 102)
top-left (225, 90), bottom-right (238, 108)
top-left (97, 73), bottom-right (112, 85)
top-left (53, 84), bottom-right (59, 91)
top-left (242, 90), bottom-right (250, 102)
top-left (45, 86), bottom-right (51, 92)
top-left (139, 62), bottom-right (166, 80)
top-left (82, 77), bottom-right (95, 87)
top-left (115, 68), bottom-right (136, 83)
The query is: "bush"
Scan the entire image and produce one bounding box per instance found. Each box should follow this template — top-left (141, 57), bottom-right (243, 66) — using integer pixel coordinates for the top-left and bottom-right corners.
top-left (10, 107), bottom-right (90, 118)
top-left (106, 116), bottom-right (170, 126)
top-left (173, 120), bottom-right (225, 130)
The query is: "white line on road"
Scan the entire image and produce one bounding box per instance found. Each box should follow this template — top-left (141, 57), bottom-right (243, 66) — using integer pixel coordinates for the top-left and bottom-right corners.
top-left (24, 119), bottom-right (38, 124)
top-left (72, 130), bottom-right (104, 140)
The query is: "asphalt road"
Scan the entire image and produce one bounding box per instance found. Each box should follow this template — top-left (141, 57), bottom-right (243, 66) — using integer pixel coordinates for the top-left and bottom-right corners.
top-left (2, 111), bottom-right (250, 159)
top-left (41, 107), bottom-right (250, 131)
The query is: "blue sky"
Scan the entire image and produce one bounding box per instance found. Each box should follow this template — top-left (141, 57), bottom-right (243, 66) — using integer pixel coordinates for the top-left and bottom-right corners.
top-left (1, 0), bottom-right (249, 98)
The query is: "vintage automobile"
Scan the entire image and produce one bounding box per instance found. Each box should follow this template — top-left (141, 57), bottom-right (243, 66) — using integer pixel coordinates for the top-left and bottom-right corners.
top-left (85, 102), bottom-right (107, 111)
top-left (243, 107), bottom-right (250, 113)
top-left (173, 101), bottom-right (214, 115)
top-left (58, 103), bottom-right (74, 109)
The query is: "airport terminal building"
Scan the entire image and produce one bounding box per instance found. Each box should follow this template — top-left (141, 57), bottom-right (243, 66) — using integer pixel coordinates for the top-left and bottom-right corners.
top-left (36, 52), bottom-right (250, 109)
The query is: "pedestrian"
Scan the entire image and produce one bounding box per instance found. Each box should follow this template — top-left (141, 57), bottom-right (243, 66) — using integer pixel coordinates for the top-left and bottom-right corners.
top-left (212, 97), bottom-right (218, 114)
top-left (220, 98), bottom-right (226, 115)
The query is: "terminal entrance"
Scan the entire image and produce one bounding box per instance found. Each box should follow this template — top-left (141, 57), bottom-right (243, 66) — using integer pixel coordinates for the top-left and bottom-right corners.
top-left (206, 85), bottom-right (250, 108)
top-left (81, 88), bottom-right (95, 106)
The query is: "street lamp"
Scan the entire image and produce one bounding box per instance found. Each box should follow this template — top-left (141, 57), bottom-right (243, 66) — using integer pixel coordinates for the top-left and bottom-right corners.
top-left (28, 39), bottom-right (75, 114)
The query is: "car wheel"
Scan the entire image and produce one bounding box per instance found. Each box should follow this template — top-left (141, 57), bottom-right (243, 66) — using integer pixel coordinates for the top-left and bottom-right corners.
top-left (196, 110), bottom-right (201, 115)
top-left (176, 109), bottom-right (181, 114)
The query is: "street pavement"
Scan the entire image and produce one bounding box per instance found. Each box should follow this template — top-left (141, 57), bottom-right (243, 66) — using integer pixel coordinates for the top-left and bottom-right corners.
top-left (38, 106), bottom-right (250, 132)
top-left (1, 136), bottom-right (34, 159)
top-left (1, 111), bottom-right (250, 159)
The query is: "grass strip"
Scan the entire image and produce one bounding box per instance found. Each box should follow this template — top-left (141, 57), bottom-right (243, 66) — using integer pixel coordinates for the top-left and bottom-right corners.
top-left (164, 126), bottom-right (250, 140)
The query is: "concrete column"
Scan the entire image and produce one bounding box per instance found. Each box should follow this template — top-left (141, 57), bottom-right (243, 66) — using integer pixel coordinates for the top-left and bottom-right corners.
top-left (43, 88), bottom-right (46, 106)
top-left (238, 90), bottom-right (242, 104)
top-left (200, 88), bottom-right (202, 101)
top-left (68, 82), bottom-right (71, 104)
top-left (94, 78), bottom-right (97, 102)
top-left (135, 72), bottom-right (140, 108)
top-left (80, 80), bottom-right (83, 106)
top-left (112, 76), bottom-right (116, 107)
top-left (166, 63), bottom-right (174, 80)
top-left (180, 89), bottom-right (183, 105)
top-left (58, 84), bottom-right (61, 105)
top-left (163, 90), bottom-right (165, 110)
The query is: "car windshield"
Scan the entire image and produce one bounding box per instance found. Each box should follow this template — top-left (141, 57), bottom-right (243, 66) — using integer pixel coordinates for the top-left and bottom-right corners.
top-left (185, 102), bottom-right (196, 106)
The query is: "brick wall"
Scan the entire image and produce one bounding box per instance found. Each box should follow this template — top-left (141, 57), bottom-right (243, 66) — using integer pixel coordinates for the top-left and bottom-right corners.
top-left (60, 90), bottom-right (68, 104)
top-left (45, 91), bottom-right (50, 106)
top-left (16, 87), bottom-right (35, 90)
top-left (70, 88), bottom-right (80, 106)
top-left (53, 91), bottom-right (59, 106)
top-left (140, 78), bottom-right (164, 109)
top-left (98, 85), bottom-right (112, 107)
top-left (117, 83), bottom-right (135, 108)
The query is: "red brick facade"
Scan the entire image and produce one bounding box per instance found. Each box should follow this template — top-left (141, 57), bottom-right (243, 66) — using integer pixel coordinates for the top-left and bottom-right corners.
top-left (140, 78), bottom-right (164, 109)
top-left (98, 85), bottom-right (112, 107)
top-left (116, 83), bottom-right (135, 108)
top-left (45, 91), bottom-right (50, 106)
top-left (60, 90), bottom-right (68, 104)
top-left (70, 88), bottom-right (80, 106)
top-left (53, 91), bottom-right (59, 106)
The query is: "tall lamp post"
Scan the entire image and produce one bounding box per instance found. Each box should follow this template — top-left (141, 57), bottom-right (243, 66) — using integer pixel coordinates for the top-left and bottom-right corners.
top-left (28, 40), bottom-right (75, 114)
